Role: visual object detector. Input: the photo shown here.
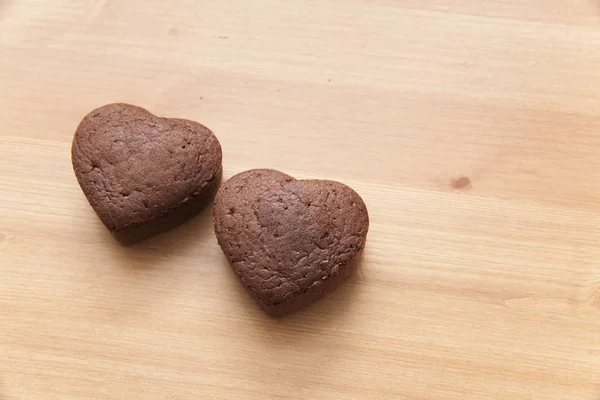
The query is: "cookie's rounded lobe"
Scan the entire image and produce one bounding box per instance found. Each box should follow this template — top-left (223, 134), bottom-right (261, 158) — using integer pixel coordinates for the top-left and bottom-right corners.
top-left (72, 103), bottom-right (222, 244)
top-left (213, 169), bottom-right (369, 317)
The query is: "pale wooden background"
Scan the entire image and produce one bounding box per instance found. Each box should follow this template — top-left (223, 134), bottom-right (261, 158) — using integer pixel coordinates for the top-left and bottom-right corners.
top-left (1, 1), bottom-right (600, 399)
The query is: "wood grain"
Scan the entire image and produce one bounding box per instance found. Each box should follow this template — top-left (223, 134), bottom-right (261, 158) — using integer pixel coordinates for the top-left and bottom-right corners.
top-left (1, 1), bottom-right (599, 399)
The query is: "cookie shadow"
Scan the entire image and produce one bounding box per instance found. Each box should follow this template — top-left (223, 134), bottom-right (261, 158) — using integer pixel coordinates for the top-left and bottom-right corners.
top-left (107, 205), bottom-right (216, 271)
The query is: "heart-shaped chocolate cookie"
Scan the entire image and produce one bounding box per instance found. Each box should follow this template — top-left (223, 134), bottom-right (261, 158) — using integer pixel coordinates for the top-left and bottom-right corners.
top-left (213, 169), bottom-right (369, 316)
top-left (72, 103), bottom-right (222, 244)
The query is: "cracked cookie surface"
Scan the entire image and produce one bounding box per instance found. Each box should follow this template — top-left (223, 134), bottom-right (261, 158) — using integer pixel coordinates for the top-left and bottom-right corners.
top-left (213, 169), bottom-right (369, 316)
top-left (72, 103), bottom-right (222, 244)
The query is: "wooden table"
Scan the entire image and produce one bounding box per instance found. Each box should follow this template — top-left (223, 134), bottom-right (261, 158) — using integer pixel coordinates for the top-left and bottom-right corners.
top-left (2, 1), bottom-right (599, 399)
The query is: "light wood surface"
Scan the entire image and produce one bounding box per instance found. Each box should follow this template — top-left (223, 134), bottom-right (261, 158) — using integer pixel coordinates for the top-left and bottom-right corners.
top-left (1, 1), bottom-right (600, 399)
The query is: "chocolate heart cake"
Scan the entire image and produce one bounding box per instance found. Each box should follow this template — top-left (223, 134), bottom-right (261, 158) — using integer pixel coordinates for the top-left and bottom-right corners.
top-left (72, 103), bottom-right (222, 244)
top-left (213, 169), bottom-right (369, 316)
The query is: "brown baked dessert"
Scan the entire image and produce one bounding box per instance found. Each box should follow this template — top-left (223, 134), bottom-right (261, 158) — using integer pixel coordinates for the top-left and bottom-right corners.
top-left (72, 103), bottom-right (222, 244)
top-left (213, 169), bottom-right (369, 317)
